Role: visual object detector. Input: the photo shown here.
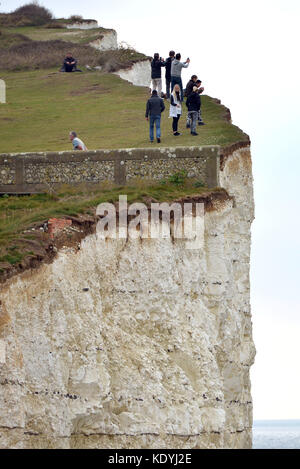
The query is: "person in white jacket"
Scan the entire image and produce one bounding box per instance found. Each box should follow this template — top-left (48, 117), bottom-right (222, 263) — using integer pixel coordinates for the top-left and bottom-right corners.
top-left (169, 84), bottom-right (182, 136)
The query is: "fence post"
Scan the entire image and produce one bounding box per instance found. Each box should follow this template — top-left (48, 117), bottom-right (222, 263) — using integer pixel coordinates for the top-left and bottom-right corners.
top-left (0, 79), bottom-right (6, 104)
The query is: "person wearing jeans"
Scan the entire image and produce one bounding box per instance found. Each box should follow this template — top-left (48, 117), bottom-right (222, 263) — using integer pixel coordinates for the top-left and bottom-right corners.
top-left (149, 115), bottom-right (161, 142)
top-left (145, 90), bottom-right (165, 143)
top-left (170, 53), bottom-right (190, 102)
top-left (165, 50), bottom-right (175, 99)
top-left (186, 86), bottom-right (201, 136)
top-left (196, 79), bottom-right (205, 125)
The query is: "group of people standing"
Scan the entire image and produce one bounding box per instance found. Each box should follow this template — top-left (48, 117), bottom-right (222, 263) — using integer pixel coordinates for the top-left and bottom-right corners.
top-left (145, 51), bottom-right (205, 143)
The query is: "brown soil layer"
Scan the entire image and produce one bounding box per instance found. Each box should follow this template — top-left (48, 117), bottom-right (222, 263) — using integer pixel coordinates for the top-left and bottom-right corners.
top-left (220, 140), bottom-right (251, 170)
top-left (0, 189), bottom-right (231, 285)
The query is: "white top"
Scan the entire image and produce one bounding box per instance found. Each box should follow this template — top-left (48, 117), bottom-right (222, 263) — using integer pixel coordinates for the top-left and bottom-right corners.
top-left (169, 93), bottom-right (182, 118)
top-left (72, 137), bottom-right (87, 151)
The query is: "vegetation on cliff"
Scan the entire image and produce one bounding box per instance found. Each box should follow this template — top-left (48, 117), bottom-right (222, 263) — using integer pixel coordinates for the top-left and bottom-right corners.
top-left (0, 180), bottom-right (229, 278)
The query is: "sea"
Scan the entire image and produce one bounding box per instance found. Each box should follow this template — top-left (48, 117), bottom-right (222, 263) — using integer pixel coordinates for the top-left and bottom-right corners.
top-left (253, 420), bottom-right (300, 449)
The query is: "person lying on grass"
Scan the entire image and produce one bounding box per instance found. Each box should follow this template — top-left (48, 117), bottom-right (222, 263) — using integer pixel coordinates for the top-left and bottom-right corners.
top-left (69, 131), bottom-right (87, 151)
top-left (60, 53), bottom-right (82, 73)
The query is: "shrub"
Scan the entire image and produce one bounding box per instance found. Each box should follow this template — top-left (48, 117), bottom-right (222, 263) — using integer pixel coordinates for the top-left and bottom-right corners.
top-left (12, 2), bottom-right (53, 26)
top-left (168, 170), bottom-right (188, 186)
top-left (44, 22), bottom-right (65, 29)
top-left (69, 15), bottom-right (83, 22)
top-left (194, 180), bottom-right (205, 188)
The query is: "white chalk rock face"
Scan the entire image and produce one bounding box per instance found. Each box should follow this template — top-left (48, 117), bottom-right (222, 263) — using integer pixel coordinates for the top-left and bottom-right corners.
top-left (89, 31), bottom-right (118, 51)
top-left (65, 21), bottom-right (98, 30)
top-left (115, 60), bottom-right (151, 87)
top-left (0, 147), bottom-right (255, 449)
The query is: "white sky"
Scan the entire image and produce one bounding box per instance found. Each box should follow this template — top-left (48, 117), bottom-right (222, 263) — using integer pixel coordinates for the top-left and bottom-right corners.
top-left (1, 0), bottom-right (299, 420)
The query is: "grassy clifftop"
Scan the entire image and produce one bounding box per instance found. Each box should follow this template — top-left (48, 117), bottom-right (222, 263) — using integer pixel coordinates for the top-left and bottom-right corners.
top-left (0, 70), bottom-right (248, 153)
top-left (0, 5), bottom-right (248, 151)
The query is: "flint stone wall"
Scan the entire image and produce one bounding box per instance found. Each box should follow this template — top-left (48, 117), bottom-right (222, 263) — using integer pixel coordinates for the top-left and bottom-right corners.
top-left (0, 146), bottom-right (221, 193)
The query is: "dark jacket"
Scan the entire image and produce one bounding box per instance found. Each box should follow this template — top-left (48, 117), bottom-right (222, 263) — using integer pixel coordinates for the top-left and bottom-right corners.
top-left (185, 79), bottom-right (196, 97)
top-left (151, 59), bottom-right (166, 79)
top-left (165, 57), bottom-right (174, 80)
top-left (145, 95), bottom-right (165, 117)
top-left (64, 57), bottom-right (77, 66)
top-left (62, 56), bottom-right (77, 72)
top-left (186, 92), bottom-right (201, 112)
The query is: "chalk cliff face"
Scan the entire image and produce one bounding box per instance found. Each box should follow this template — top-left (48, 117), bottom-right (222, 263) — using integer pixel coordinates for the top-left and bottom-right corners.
top-left (89, 31), bottom-right (118, 51)
top-left (115, 60), bottom-right (151, 87)
top-left (65, 20), bottom-right (99, 30)
top-left (0, 147), bottom-right (255, 449)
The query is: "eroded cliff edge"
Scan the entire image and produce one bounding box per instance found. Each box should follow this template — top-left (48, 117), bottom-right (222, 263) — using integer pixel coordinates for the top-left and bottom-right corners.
top-left (0, 145), bottom-right (255, 449)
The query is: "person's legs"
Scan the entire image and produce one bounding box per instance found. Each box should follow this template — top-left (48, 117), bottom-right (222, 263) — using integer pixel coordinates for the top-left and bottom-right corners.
top-left (172, 116), bottom-right (178, 133)
top-left (157, 79), bottom-right (162, 97)
top-left (191, 111), bottom-right (198, 133)
top-left (166, 78), bottom-right (171, 98)
top-left (171, 77), bottom-right (176, 94)
top-left (173, 115), bottom-right (181, 134)
top-left (198, 107), bottom-right (205, 125)
top-left (152, 79), bottom-right (159, 92)
top-left (178, 78), bottom-right (184, 102)
top-left (155, 116), bottom-right (161, 139)
top-left (186, 111), bottom-right (192, 129)
top-left (177, 114), bottom-right (181, 129)
top-left (149, 115), bottom-right (155, 141)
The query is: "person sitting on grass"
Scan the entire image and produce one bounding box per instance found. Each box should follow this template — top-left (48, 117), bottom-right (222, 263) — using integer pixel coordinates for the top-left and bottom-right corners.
top-left (145, 90), bottom-right (165, 143)
top-left (186, 86), bottom-right (201, 136)
top-left (169, 84), bottom-right (182, 136)
top-left (60, 53), bottom-right (82, 73)
top-left (69, 131), bottom-right (87, 151)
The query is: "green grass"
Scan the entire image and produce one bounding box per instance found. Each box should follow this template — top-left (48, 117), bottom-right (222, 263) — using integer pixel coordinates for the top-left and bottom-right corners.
top-left (0, 30), bottom-right (32, 49)
top-left (0, 180), bottom-right (221, 268)
top-left (0, 25), bottom-right (112, 44)
top-left (0, 69), bottom-right (248, 153)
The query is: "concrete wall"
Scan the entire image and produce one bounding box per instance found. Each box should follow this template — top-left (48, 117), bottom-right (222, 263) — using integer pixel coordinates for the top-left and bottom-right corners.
top-left (0, 146), bottom-right (221, 194)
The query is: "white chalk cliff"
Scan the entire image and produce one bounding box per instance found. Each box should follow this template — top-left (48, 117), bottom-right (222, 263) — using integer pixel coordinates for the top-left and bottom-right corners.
top-left (115, 60), bottom-right (151, 88)
top-left (89, 31), bottom-right (118, 51)
top-left (65, 20), bottom-right (99, 30)
top-left (0, 146), bottom-right (255, 449)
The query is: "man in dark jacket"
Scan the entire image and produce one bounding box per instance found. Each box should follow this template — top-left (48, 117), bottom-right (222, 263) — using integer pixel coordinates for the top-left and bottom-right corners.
top-left (165, 50), bottom-right (175, 99)
top-left (151, 53), bottom-right (166, 97)
top-left (145, 90), bottom-right (165, 143)
top-left (60, 53), bottom-right (82, 72)
top-left (185, 75), bottom-right (198, 98)
top-left (186, 78), bottom-right (204, 128)
top-left (186, 87), bottom-right (201, 135)
top-left (196, 79), bottom-right (205, 125)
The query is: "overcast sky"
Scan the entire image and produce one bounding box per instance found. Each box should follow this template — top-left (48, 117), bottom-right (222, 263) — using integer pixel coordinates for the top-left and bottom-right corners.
top-left (1, 0), bottom-right (300, 421)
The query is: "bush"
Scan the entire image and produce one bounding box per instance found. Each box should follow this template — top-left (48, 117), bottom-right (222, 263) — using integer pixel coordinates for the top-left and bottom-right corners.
top-left (168, 170), bottom-right (188, 186)
top-left (69, 15), bottom-right (83, 22)
top-left (12, 2), bottom-right (53, 26)
top-left (194, 180), bottom-right (205, 188)
top-left (44, 22), bottom-right (65, 29)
